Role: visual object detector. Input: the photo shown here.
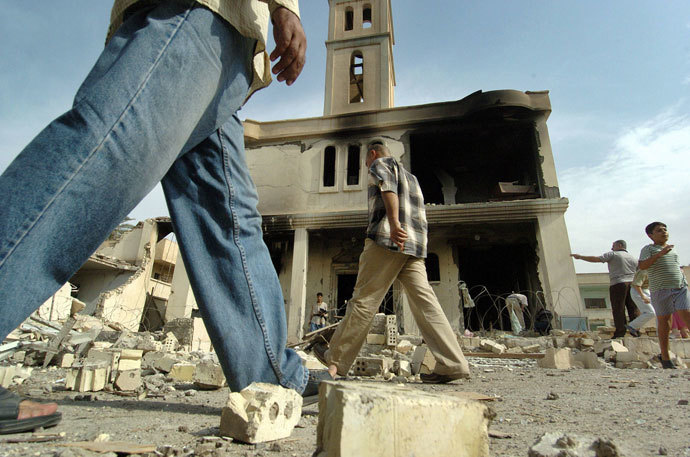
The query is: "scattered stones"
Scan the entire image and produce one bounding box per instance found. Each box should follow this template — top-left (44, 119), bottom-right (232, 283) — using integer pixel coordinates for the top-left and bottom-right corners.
top-left (537, 348), bottom-right (571, 370)
top-left (546, 392), bottom-right (559, 400)
top-left (528, 432), bottom-right (627, 457)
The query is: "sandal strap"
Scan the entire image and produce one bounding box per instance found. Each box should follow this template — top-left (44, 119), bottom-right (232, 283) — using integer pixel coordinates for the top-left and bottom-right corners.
top-left (0, 387), bottom-right (20, 421)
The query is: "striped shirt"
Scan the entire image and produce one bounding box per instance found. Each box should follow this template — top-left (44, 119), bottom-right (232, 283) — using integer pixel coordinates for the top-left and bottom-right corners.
top-left (106, 0), bottom-right (300, 100)
top-left (640, 244), bottom-right (687, 291)
top-left (366, 157), bottom-right (428, 258)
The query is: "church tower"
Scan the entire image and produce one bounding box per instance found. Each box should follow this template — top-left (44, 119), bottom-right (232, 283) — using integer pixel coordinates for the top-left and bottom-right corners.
top-left (323, 0), bottom-right (396, 116)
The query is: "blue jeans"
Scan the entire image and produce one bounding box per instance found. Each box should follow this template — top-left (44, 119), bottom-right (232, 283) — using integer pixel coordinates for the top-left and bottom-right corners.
top-left (0, 1), bottom-right (307, 393)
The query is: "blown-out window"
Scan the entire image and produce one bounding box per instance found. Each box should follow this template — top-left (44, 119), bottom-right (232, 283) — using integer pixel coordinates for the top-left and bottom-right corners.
top-left (323, 146), bottom-right (336, 188)
top-left (346, 145), bottom-right (360, 186)
top-left (349, 52), bottom-right (364, 103)
top-left (345, 7), bottom-right (354, 31)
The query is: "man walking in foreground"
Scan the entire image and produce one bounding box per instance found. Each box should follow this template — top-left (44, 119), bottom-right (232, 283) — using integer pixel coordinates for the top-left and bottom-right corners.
top-left (571, 240), bottom-right (639, 338)
top-left (313, 142), bottom-right (470, 383)
top-left (0, 0), bottom-right (329, 433)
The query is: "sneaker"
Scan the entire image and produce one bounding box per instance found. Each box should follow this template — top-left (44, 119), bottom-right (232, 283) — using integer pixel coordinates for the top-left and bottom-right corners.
top-left (661, 359), bottom-right (677, 369)
top-left (625, 325), bottom-right (640, 337)
top-left (420, 372), bottom-right (468, 384)
top-left (312, 342), bottom-right (329, 367)
top-left (301, 369), bottom-right (334, 405)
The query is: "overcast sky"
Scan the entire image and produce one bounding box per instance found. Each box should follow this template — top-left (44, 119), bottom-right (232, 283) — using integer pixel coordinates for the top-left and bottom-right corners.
top-left (1, 1), bottom-right (689, 273)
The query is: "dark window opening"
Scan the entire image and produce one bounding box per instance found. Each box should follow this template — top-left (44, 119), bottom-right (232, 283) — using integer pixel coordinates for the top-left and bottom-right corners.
top-left (349, 52), bottom-right (364, 103)
top-left (410, 119), bottom-right (543, 204)
top-left (323, 146), bottom-right (336, 187)
top-left (584, 298), bottom-right (607, 309)
top-left (363, 6), bottom-right (372, 28)
top-left (425, 253), bottom-right (440, 282)
top-left (346, 145), bottom-right (360, 185)
top-left (337, 274), bottom-right (357, 316)
top-left (345, 8), bottom-right (354, 31)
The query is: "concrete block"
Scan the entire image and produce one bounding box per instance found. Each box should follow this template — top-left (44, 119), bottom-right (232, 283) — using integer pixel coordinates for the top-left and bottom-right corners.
top-left (410, 346), bottom-right (436, 375)
top-left (393, 360), bottom-right (412, 377)
top-left (60, 353), bottom-right (76, 368)
top-left (610, 341), bottom-right (628, 353)
top-left (353, 357), bottom-right (390, 377)
top-left (522, 344), bottom-right (541, 353)
top-left (115, 370), bottom-right (141, 391)
top-left (162, 332), bottom-right (179, 353)
top-left (580, 338), bottom-right (594, 348)
top-left (192, 317), bottom-right (213, 352)
top-left (366, 334), bottom-right (386, 345)
top-left (66, 366), bottom-right (109, 392)
top-left (385, 324), bottom-right (397, 347)
top-left (11, 351), bottom-right (26, 363)
top-left (506, 347), bottom-right (523, 354)
top-left (537, 348), bottom-right (572, 370)
top-left (394, 340), bottom-right (413, 355)
top-left (220, 382), bottom-right (302, 444)
top-left (118, 349), bottom-right (143, 371)
top-left (169, 363), bottom-right (196, 382)
top-left (0, 365), bottom-right (33, 388)
top-left (480, 339), bottom-right (506, 354)
top-left (573, 351), bottom-right (603, 369)
top-left (315, 381), bottom-right (491, 457)
top-left (86, 349), bottom-right (120, 373)
top-left (193, 361), bottom-right (226, 389)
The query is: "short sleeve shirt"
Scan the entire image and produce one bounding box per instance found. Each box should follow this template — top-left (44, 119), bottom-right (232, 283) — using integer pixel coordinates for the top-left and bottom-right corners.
top-left (599, 250), bottom-right (637, 285)
top-left (640, 244), bottom-right (687, 291)
top-left (631, 269), bottom-right (649, 289)
top-left (366, 157), bottom-right (427, 258)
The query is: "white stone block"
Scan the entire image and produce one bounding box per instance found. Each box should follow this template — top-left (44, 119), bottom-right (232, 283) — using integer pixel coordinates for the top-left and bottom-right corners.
top-left (353, 357), bottom-right (390, 377)
top-left (115, 370), bottom-right (141, 391)
top-left (537, 348), bottom-right (572, 369)
top-left (169, 363), bottom-right (196, 382)
top-left (315, 381), bottom-right (490, 457)
top-left (395, 340), bottom-right (413, 354)
top-left (366, 334), bottom-right (386, 345)
top-left (193, 361), bottom-right (226, 389)
top-left (220, 382), bottom-right (302, 443)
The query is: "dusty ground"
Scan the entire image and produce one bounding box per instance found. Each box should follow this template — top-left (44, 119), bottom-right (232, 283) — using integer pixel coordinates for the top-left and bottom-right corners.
top-left (3, 357), bottom-right (690, 457)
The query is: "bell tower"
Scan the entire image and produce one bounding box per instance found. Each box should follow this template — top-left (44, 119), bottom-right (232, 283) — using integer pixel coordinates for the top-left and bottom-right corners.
top-left (324, 0), bottom-right (395, 116)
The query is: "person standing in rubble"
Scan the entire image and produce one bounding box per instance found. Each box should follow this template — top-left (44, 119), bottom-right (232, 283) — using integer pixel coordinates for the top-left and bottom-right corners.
top-left (625, 268), bottom-right (656, 337)
top-left (309, 292), bottom-right (328, 332)
top-left (0, 0), bottom-right (332, 434)
top-left (312, 141), bottom-right (471, 384)
top-left (571, 240), bottom-right (639, 338)
top-left (505, 291), bottom-right (528, 334)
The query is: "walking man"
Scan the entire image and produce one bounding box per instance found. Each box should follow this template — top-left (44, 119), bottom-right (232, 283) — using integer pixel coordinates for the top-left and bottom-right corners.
top-left (313, 142), bottom-right (470, 383)
top-left (0, 0), bottom-right (328, 432)
top-left (571, 240), bottom-right (639, 338)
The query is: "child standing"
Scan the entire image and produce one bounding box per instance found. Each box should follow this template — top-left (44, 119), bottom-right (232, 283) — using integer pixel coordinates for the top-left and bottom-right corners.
top-left (639, 222), bottom-right (690, 368)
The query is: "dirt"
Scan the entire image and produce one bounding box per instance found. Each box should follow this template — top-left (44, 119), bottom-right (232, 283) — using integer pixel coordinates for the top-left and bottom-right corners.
top-left (3, 357), bottom-right (689, 457)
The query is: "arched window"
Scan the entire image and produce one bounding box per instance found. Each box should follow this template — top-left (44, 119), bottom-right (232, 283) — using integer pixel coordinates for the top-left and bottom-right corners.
top-left (425, 253), bottom-right (440, 282)
top-left (323, 146), bottom-right (336, 187)
top-left (363, 5), bottom-right (372, 28)
top-left (349, 52), bottom-right (364, 103)
top-left (346, 145), bottom-right (360, 186)
top-left (344, 7), bottom-right (354, 31)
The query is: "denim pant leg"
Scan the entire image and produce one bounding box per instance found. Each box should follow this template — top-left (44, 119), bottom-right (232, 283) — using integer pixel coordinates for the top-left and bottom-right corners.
top-left (162, 116), bottom-right (307, 392)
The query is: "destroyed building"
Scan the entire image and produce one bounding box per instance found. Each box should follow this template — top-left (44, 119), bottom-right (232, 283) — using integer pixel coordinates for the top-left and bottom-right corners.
top-left (244, 0), bottom-right (584, 341)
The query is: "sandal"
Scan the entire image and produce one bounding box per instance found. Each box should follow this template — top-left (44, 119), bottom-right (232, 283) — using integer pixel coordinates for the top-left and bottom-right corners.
top-left (0, 386), bottom-right (61, 434)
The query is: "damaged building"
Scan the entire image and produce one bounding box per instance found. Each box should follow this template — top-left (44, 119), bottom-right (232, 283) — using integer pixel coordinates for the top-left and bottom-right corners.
top-left (245, 0), bottom-right (584, 341)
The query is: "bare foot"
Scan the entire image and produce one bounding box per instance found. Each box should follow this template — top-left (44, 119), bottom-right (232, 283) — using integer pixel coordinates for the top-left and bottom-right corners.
top-left (17, 400), bottom-right (58, 420)
top-left (327, 364), bottom-right (337, 379)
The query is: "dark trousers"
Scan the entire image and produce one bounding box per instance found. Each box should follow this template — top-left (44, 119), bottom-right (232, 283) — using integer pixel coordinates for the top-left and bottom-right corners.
top-left (609, 282), bottom-right (639, 337)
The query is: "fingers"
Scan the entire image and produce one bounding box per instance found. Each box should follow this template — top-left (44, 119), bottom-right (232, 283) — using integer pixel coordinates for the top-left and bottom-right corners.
top-left (270, 7), bottom-right (307, 86)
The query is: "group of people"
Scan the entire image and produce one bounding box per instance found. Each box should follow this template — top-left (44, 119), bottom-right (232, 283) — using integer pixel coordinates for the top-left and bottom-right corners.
top-left (572, 223), bottom-right (690, 368)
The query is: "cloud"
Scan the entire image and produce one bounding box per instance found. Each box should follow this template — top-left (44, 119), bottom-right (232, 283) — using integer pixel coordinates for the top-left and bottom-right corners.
top-left (561, 102), bottom-right (690, 272)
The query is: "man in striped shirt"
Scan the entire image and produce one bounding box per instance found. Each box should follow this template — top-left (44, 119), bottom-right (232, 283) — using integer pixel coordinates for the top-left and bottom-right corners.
top-left (639, 222), bottom-right (690, 368)
top-left (313, 142), bottom-right (470, 383)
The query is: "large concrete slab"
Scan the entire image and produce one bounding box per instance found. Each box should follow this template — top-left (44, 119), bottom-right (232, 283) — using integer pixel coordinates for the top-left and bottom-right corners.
top-left (316, 381), bottom-right (492, 457)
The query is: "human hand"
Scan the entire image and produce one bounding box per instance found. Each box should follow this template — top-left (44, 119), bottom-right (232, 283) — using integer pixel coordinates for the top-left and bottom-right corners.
top-left (570, 254), bottom-right (581, 260)
top-left (660, 245), bottom-right (674, 256)
top-left (270, 7), bottom-right (307, 86)
top-left (643, 296), bottom-right (651, 304)
top-left (390, 221), bottom-right (408, 250)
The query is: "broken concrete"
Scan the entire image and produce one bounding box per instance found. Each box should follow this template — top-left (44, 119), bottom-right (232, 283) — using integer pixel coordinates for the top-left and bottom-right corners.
top-left (528, 432), bottom-right (629, 457)
top-left (193, 361), bottom-right (226, 389)
top-left (537, 348), bottom-right (572, 370)
top-left (115, 369), bottom-right (142, 391)
top-left (219, 382), bottom-right (302, 444)
top-left (316, 381), bottom-right (492, 457)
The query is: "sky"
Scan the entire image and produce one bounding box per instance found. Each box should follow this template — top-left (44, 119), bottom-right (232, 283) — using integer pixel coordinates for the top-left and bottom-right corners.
top-left (1, 1), bottom-right (689, 274)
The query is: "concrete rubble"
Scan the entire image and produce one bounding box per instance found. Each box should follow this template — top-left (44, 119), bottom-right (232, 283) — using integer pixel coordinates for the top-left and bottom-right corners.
top-left (528, 432), bottom-right (631, 457)
top-left (315, 381), bottom-right (492, 457)
top-left (220, 382), bottom-right (302, 443)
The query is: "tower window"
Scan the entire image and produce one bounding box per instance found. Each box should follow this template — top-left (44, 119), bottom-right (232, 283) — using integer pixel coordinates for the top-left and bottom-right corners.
top-left (363, 5), bottom-right (372, 28)
top-left (345, 8), bottom-right (354, 31)
top-left (346, 145), bottom-right (361, 186)
top-left (425, 253), bottom-right (440, 282)
top-left (323, 146), bottom-right (336, 187)
top-left (349, 52), bottom-right (364, 103)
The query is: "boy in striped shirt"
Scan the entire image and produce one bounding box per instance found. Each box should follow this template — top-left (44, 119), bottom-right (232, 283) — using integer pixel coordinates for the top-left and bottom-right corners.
top-left (639, 222), bottom-right (690, 368)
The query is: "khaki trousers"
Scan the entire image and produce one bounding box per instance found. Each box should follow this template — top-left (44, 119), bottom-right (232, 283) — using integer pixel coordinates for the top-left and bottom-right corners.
top-left (327, 239), bottom-right (470, 377)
